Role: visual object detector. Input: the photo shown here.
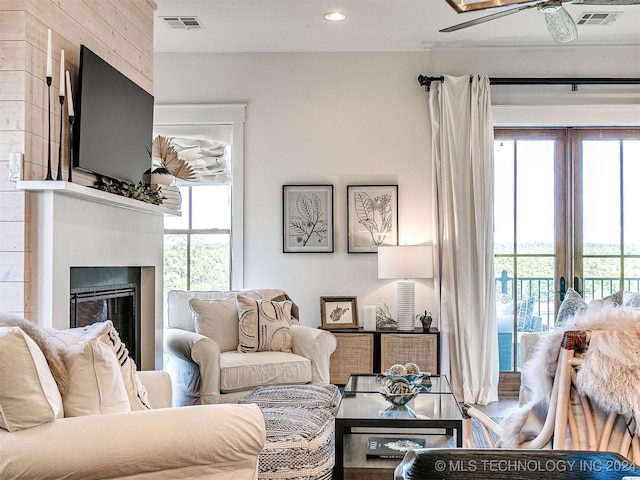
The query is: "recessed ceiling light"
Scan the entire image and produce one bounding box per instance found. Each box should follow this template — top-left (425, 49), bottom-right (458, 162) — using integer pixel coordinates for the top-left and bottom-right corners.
top-left (324, 12), bottom-right (345, 22)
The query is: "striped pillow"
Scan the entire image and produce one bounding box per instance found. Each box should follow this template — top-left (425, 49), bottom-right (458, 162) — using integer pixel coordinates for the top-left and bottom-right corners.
top-left (51, 321), bottom-right (151, 411)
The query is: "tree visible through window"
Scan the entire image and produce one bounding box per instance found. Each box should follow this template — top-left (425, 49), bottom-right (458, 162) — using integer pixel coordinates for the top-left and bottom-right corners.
top-left (163, 185), bottom-right (231, 292)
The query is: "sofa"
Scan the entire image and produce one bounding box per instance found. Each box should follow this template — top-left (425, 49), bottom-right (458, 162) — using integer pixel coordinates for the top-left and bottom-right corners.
top-left (0, 316), bottom-right (266, 480)
top-left (165, 288), bottom-right (337, 405)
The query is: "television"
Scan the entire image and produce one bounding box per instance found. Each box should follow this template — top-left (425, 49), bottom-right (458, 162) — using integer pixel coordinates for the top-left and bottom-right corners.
top-left (73, 45), bottom-right (154, 184)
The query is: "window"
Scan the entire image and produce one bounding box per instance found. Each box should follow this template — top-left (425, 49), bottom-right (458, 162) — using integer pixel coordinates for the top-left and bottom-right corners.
top-left (154, 104), bottom-right (245, 296)
top-left (163, 185), bottom-right (231, 291)
top-left (494, 128), bottom-right (640, 372)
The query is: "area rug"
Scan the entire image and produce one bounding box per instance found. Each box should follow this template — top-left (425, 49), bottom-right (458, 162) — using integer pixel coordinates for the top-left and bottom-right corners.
top-left (470, 416), bottom-right (502, 448)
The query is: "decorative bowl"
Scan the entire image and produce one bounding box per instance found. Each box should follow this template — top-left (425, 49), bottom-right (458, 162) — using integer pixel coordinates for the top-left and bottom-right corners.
top-left (383, 372), bottom-right (427, 385)
top-left (381, 371), bottom-right (433, 391)
top-left (376, 375), bottom-right (422, 406)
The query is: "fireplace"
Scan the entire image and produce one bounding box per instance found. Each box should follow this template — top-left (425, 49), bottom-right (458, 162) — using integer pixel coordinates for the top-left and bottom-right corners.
top-left (69, 267), bottom-right (141, 365)
top-left (24, 185), bottom-right (164, 369)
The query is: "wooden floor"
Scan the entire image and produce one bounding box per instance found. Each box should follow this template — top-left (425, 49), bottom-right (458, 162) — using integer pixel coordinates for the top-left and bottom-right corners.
top-left (471, 395), bottom-right (519, 416)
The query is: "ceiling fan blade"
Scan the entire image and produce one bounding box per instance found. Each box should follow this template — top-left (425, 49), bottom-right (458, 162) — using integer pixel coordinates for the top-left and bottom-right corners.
top-left (569, 0), bottom-right (640, 4)
top-left (544, 5), bottom-right (579, 43)
top-left (440, 2), bottom-right (541, 32)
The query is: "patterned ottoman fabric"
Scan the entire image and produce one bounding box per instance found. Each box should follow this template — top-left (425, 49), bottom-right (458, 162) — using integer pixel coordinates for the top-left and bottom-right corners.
top-left (239, 384), bottom-right (341, 480)
top-left (239, 384), bottom-right (341, 414)
top-left (258, 407), bottom-right (334, 480)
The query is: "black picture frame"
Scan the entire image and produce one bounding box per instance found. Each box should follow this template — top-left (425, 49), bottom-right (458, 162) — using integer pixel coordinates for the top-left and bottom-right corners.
top-left (347, 185), bottom-right (398, 253)
top-left (283, 184), bottom-right (334, 253)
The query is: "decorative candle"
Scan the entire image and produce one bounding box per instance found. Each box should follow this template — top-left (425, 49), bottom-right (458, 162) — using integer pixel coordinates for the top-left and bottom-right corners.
top-left (59, 49), bottom-right (65, 97)
top-left (65, 71), bottom-right (74, 116)
top-left (363, 305), bottom-right (376, 331)
top-left (46, 29), bottom-right (52, 78)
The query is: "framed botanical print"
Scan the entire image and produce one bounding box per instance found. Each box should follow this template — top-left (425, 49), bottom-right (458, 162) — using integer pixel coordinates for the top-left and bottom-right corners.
top-left (320, 296), bottom-right (358, 329)
top-left (347, 185), bottom-right (398, 253)
top-left (283, 184), bottom-right (334, 253)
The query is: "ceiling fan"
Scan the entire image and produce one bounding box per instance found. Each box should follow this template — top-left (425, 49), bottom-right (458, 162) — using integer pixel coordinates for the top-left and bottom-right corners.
top-left (441, 0), bottom-right (640, 44)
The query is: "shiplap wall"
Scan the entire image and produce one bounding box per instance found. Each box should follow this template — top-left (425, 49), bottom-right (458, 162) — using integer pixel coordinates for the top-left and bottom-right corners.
top-left (0, 0), bottom-right (155, 318)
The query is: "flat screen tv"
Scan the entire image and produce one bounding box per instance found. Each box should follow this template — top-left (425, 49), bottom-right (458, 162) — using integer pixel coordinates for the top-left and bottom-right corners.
top-left (73, 45), bottom-right (154, 184)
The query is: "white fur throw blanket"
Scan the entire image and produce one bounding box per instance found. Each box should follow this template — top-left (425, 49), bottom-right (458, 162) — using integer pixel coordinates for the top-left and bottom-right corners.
top-left (0, 313), bottom-right (68, 395)
top-left (500, 304), bottom-right (640, 450)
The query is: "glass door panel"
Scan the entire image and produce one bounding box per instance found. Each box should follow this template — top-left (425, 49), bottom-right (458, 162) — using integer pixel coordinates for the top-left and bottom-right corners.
top-left (576, 131), bottom-right (640, 302)
top-left (515, 140), bottom-right (555, 256)
top-left (623, 140), bottom-right (640, 255)
top-left (582, 140), bottom-right (621, 256)
top-left (494, 130), bottom-right (563, 372)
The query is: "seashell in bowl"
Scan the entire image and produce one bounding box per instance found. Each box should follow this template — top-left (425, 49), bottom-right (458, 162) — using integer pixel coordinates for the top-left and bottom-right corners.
top-left (381, 371), bottom-right (428, 387)
top-left (376, 375), bottom-right (422, 406)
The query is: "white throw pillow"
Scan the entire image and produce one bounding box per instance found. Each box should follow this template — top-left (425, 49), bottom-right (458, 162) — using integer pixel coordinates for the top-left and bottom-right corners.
top-left (190, 297), bottom-right (239, 352)
top-left (60, 321), bottom-right (151, 410)
top-left (62, 338), bottom-right (131, 417)
top-left (0, 326), bottom-right (64, 431)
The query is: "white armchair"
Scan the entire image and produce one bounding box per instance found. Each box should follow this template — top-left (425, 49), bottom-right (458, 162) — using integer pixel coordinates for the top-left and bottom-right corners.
top-left (165, 289), bottom-right (337, 405)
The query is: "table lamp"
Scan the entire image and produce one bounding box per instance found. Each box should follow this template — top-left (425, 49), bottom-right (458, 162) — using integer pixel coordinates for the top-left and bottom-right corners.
top-left (377, 245), bottom-right (434, 331)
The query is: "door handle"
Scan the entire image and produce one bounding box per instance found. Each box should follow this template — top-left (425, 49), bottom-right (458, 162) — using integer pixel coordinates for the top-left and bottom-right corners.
top-left (559, 276), bottom-right (566, 302)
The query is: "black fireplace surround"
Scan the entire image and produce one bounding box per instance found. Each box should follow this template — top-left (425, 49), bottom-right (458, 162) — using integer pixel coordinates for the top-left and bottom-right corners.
top-left (69, 266), bottom-right (141, 365)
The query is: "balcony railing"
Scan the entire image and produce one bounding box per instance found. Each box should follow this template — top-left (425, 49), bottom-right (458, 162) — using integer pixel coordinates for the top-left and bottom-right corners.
top-left (495, 270), bottom-right (640, 331)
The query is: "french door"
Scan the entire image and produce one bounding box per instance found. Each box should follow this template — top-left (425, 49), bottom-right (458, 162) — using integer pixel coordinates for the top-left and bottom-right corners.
top-left (494, 127), bottom-right (640, 373)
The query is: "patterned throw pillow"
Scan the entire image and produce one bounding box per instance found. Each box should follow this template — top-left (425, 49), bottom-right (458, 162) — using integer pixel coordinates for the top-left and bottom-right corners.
top-left (516, 297), bottom-right (535, 332)
top-left (603, 290), bottom-right (624, 306)
top-left (237, 294), bottom-right (298, 353)
top-left (555, 288), bottom-right (587, 327)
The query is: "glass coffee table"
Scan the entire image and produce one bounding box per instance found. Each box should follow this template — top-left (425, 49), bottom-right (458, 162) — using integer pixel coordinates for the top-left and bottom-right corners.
top-left (334, 373), bottom-right (463, 480)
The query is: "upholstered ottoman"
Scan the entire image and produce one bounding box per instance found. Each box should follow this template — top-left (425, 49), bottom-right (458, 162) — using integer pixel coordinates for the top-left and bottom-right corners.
top-left (239, 384), bottom-right (341, 480)
top-left (239, 384), bottom-right (341, 413)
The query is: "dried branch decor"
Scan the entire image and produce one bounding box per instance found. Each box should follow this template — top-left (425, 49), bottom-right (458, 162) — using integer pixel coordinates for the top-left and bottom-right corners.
top-left (152, 135), bottom-right (196, 181)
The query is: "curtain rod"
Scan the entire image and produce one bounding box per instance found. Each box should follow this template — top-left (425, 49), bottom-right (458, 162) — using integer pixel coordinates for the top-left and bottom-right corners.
top-left (417, 75), bottom-right (640, 91)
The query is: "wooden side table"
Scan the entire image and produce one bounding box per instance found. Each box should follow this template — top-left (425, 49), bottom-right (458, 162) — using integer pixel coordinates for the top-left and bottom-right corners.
top-left (322, 327), bottom-right (440, 385)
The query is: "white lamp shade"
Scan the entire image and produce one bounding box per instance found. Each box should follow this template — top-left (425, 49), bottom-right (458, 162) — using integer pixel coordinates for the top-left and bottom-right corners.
top-left (378, 245), bottom-right (433, 279)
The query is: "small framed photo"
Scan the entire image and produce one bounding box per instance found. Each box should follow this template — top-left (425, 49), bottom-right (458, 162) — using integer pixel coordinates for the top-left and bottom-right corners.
top-left (320, 296), bottom-right (358, 329)
top-left (283, 185), bottom-right (334, 253)
top-left (347, 185), bottom-right (398, 253)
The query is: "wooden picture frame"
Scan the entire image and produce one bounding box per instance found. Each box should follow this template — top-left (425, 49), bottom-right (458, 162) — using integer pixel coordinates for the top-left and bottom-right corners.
top-left (283, 184), bottom-right (334, 253)
top-left (320, 296), bottom-right (358, 329)
top-left (347, 185), bottom-right (398, 253)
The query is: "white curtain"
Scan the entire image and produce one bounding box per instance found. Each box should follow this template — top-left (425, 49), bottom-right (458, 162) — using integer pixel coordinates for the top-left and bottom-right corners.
top-left (427, 74), bottom-right (498, 405)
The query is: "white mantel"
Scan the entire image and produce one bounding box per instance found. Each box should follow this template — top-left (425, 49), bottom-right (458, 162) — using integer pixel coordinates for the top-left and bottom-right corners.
top-left (19, 181), bottom-right (169, 370)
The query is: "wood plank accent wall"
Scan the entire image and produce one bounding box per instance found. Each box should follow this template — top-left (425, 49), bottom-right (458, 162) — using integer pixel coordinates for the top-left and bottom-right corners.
top-left (0, 0), bottom-right (156, 318)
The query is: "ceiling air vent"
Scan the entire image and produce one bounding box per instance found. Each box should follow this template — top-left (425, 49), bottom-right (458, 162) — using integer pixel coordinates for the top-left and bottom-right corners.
top-left (161, 16), bottom-right (203, 30)
top-left (577, 12), bottom-right (622, 25)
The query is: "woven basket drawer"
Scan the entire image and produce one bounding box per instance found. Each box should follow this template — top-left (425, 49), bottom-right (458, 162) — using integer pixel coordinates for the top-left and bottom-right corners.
top-left (380, 334), bottom-right (438, 373)
top-left (330, 333), bottom-right (374, 384)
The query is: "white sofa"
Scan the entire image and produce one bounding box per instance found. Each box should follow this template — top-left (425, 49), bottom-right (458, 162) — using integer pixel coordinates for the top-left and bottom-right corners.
top-left (0, 319), bottom-right (266, 480)
top-left (165, 289), bottom-right (337, 405)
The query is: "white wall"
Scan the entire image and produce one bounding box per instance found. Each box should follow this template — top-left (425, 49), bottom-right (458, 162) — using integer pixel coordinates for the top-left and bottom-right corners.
top-left (154, 47), bottom-right (640, 327)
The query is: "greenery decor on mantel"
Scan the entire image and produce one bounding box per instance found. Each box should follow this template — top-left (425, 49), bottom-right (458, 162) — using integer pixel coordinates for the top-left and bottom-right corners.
top-left (91, 177), bottom-right (165, 205)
